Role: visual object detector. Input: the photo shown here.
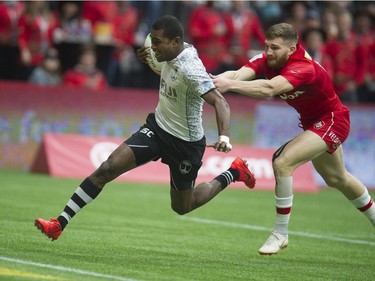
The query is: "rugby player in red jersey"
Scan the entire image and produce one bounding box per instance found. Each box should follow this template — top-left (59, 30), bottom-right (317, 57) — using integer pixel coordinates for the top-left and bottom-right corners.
top-left (212, 23), bottom-right (375, 255)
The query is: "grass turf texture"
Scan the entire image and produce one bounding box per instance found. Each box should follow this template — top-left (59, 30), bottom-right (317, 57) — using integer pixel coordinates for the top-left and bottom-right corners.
top-left (0, 169), bottom-right (374, 281)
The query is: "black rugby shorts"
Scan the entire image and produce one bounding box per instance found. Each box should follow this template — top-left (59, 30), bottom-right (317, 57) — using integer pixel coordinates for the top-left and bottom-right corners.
top-left (125, 113), bottom-right (206, 190)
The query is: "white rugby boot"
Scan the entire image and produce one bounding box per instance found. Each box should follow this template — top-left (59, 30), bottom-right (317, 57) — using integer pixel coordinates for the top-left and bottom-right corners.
top-left (258, 231), bottom-right (288, 255)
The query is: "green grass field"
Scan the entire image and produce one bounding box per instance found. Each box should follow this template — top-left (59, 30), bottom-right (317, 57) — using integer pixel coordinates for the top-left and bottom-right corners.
top-left (0, 169), bottom-right (374, 281)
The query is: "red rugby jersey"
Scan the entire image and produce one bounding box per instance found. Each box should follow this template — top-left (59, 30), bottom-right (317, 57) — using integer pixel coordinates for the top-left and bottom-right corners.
top-left (245, 44), bottom-right (348, 125)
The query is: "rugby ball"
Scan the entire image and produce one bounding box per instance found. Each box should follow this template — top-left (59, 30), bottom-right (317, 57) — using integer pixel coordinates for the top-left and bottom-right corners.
top-left (144, 33), bottom-right (163, 75)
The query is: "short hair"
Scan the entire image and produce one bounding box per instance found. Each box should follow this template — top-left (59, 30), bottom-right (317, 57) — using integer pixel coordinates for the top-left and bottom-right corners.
top-left (152, 15), bottom-right (184, 41)
top-left (266, 23), bottom-right (298, 46)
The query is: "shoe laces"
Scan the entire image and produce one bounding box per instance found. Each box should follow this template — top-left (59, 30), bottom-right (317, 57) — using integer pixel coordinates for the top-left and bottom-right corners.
top-left (265, 232), bottom-right (286, 245)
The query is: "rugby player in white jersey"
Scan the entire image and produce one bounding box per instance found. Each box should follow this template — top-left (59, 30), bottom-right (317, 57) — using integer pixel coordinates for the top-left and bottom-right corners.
top-left (35, 15), bottom-right (255, 241)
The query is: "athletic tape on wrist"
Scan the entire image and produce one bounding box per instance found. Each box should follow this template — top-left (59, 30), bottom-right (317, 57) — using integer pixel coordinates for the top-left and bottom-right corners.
top-left (219, 135), bottom-right (232, 150)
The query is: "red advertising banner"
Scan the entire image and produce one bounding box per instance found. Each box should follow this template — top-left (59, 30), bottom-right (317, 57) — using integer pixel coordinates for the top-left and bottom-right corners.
top-left (31, 133), bottom-right (318, 192)
top-left (2, 81), bottom-right (374, 189)
top-left (0, 80), bottom-right (257, 170)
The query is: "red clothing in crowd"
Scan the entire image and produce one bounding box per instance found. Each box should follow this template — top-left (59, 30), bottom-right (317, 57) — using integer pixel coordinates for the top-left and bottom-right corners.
top-left (112, 5), bottom-right (138, 46)
top-left (325, 32), bottom-right (367, 95)
top-left (368, 41), bottom-right (375, 81)
top-left (188, 4), bottom-right (234, 72)
top-left (231, 7), bottom-right (265, 67)
top-left (111, 3), bottom-right (138, 60)
top-left (17, 9), bottom-right (58, 66)
top-left (0, 1), bottom-right (24, 45)
top-left (81, 0), bottom-right (117, 36)
top-left (356, 28), bottom-right (375, 83)
top-left (63, 68), bottom-right (107, 91)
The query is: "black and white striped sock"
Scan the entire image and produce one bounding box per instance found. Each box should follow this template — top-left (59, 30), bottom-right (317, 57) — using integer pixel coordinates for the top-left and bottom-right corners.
top-left (214, 168), bottom-right (240, 190)
top-left (57, 178), bottom-right (102, 230)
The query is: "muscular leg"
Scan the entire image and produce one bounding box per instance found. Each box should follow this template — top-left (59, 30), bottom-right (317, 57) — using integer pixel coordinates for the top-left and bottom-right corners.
top-left (89, 143), bottom-right (137, 188)
top-left (272, 130), bottom-right (328, 177)
top-left (259, 131), bottom-right (329, 254)
top-left (312, 146), bottom-right (366, 199)
top-left (273, 131), bottom-right (327, 230)
top-left (170, 180), bottom-right (222, 215)
top-left (312, 146), bottom-right (375, 227)
top-left (58, 143), bottom-right (139, 229)
top-left (169, 157), bottom-right (252, 215)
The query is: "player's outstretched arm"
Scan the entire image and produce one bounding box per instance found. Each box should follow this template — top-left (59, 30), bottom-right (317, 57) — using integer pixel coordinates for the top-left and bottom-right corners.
top-left (213, 74), bottom-right (294, 99)
top-left (211, 66), bottom-right (257, 94)
top-left (203, 89), bottom-right (232, 153)
top-left (211, 66), bottom-right (256, 81)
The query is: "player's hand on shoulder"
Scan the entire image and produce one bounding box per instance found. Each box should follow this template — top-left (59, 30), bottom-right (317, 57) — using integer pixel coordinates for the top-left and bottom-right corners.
top-left (211, 74), bottom-right (231, 94)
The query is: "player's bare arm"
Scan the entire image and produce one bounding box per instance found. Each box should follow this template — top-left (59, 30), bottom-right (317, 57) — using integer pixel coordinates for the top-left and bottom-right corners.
top-left (213, 66), bottom-right (257, 81)
top-left (211, 66), bottom-right (256, 93)
top-left (213, 74), bottom-right (294, 99)
top-left (203, 89), bottom-right (232, 153)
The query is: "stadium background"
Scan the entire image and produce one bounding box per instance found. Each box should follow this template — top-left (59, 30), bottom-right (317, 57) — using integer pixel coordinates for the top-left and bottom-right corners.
top-left (0, 3), bottom-right (374, 281)
top-left (0, 1), bottom-right (374, 189)
top-left (1, 80), bottom-right (374, 189)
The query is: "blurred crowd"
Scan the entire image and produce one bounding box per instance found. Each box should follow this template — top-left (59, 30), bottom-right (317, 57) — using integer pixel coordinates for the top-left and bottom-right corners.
top-left (0, 0), bottom-right (374, 103)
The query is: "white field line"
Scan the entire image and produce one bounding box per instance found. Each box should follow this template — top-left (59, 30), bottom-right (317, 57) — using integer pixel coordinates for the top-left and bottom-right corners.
top-left (0, 256), bottom-right (142, 281)
top-left (180, 216), bottom-right (375, 246)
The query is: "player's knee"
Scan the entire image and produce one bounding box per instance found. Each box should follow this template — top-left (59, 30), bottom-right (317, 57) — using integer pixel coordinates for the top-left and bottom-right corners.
top-left (272, 155), bottom-right (291, 175)
top-left (323, 174), bottom-right (348, 188)
top-left (98, 160), bottom-right (112, 175)
top-left (95, 158), bottom-right (117, 181)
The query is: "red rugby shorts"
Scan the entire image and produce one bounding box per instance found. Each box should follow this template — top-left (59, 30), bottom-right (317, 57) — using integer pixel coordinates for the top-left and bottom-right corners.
top-left (303, 109), bottom-right (350, 154)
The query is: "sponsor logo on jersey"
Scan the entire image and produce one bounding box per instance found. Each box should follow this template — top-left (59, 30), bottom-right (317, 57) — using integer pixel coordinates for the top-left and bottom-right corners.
top-left (160, 78), bottom-right (177, 102)
top-left (179, 160), bottom-right (192, 174)
top-left (313, 120), bottom-right (325, 130)
top-left (279, 90), bottom-right (305, 100)
top-left (170, 68), bottom-right (178, 82)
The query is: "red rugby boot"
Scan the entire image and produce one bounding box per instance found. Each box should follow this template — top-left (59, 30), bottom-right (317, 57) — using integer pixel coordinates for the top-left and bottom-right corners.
top-left (34, 218), bottom-right (62, 241)
top-left (230, 157), bottom-right (256, 189)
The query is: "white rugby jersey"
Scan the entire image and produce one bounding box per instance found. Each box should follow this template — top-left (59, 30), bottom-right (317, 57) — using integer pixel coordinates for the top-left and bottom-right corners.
top-left (155, 44), bottom-right (215, 142)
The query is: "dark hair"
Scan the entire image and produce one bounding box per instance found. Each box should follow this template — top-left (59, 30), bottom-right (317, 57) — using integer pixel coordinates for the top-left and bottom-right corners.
top-left (80, 44), bottom-right (96, 55)
top-left (266, 23), bottom-right (298, 46)
top-left (152, 15), bottom-right (184, 40)
top-left (44, 48), bottom-right (59, 60)
top-left (302, 28), bottom-right (327, 43)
